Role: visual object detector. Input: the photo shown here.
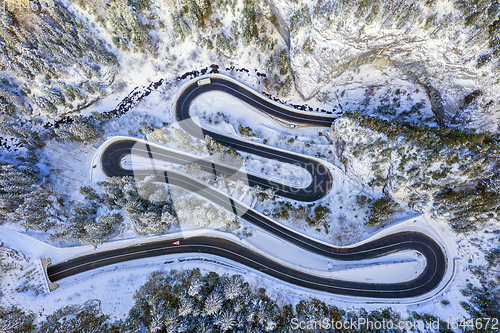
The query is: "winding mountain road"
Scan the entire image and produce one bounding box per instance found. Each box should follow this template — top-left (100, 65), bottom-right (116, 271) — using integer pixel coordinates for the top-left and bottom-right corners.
top-left (47, 75), bottom-right (447, 299)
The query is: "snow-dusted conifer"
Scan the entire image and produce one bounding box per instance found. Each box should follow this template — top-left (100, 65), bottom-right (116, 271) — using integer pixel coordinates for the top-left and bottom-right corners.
top-left (188, 279), bottom-right (203, 297)
top-left (222, 274), bottom-right (244, 300)
top-left (178, 296), bottom-right (194, 317)
top-left (203, 291), bottom-right (224, 316)
top-left (148, 313), bottom-right (164, 333)
top-left (215, 310), bottom-right (236, 331)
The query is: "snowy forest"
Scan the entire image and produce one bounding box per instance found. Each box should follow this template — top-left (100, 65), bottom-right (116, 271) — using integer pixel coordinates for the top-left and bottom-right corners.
top-left (0, 0), bottom-right (500, 330)
top-left (0, 268), bottom-right (480, 332)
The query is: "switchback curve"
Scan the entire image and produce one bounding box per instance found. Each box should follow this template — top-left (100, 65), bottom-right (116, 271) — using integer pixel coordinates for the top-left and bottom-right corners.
top-left (48, 75), bottom-right (447, 299)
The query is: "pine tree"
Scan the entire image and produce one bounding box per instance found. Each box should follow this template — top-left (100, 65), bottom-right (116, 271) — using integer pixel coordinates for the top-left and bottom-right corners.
top-left (79, 213), bottom-right (122, 245)
top-left (178, 295), bottom-right (194, 317)
top-left (188, 279), bottom-right (203, 297)
top-left (277, 49), bottom-right (290, 75)
top-left (148, 313), bottom-right (163, 333)
top-left (222, 274), bottom-right (244, 300)
top-left (79, 186), bottom-right (101, 201)
top-left (163, 309), bottom-right (178, 331)
top-left (0, 123), bottom-right (45, 150)
top-left (195, 321), bottom-right (213, 333)
top-left (203, 291), bottom-right (224, 316)
top-left (215, 310), bottom-right (236, 331)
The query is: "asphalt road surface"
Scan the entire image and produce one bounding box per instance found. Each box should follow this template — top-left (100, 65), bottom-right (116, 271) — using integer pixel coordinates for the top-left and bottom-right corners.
top-left (48, 233), bottom-right (444, 298)
top-left (48, 75), bottom-right (446, 298)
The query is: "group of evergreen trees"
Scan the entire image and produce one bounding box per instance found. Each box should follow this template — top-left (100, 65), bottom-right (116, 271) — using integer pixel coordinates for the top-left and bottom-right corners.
top-left (0, 305), bottom-right (36, 333)
top-left (79, 177), bottom-right (178, 237)
top-left (127, 269), bottom-right (292, 332)
top-left (60, 203), bottom-right (123, 245)
top-left (0, 154), bottom-right (71, 235)
top-left (39, 300), bottom-right (121, 333)
top-left (289, 5), bottom-right (312, 32)
top-left (336, 112), bottom-right (500, 232)
top-left (205, 135), bottom-right (243, 165)
top-left (53, 115), bottom-right (104, 143)
top-left (0, 149), bottom-right (61, 233)
top-left (170, 0), bottom-right (292, 96)
top-left (434, 174), bottom-right (500, 232)
top-left (0, 77), bottom-right (32, 123)
top-left (366, 195), bottom-right (400, 226)
top-left (269, 200), bottom-right (331, 233)
top-left (141, 123), bottom-right (211, 155)
top-left (0, 300), bottom-right (121, 333)
top-left (0, 268), bottom-right (461, 332)
top-left (1, 163), bottom-right (177, 244)
top-left (0, 0), bottom-right (118, 118)
top-left (460, 244), bottom-right (500, 332)
top-left (0, 116), bottom-right (112, 239)
top-left (456, 0), bottom-right (500, 68)
top-left (44, 176), bottom-right (178, 245)
top-left (0, 114), bottom-right (112, 241)
top-left (72, 0), bottom-right (156, 53)
top-left (0, 244), bottom-right (28, 298)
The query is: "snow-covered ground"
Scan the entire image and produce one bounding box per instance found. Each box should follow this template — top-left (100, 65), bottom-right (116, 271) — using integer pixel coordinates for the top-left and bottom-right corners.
top-left (2, 0), bottom-right (499, 325)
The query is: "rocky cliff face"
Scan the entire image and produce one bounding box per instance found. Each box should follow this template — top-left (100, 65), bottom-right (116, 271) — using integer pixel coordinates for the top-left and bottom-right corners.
top-left (270, 0), bottom-right (500, 130)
